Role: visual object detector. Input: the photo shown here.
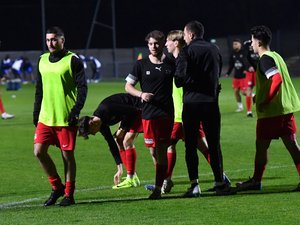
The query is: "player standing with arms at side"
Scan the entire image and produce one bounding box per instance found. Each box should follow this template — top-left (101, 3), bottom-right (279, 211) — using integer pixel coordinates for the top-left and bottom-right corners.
top-left (125, 30), bottom-right (175, 199)
top-left (33, 27), bottom-right (87, 206)
top-left (237, 25), bottom-right (300, 191)
top-left (175, 21), bottom-right (235, 197)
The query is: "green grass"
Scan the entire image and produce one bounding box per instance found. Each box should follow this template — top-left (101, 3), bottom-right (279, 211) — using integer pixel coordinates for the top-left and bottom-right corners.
top-left (1, 79), bottom-right (300, 225)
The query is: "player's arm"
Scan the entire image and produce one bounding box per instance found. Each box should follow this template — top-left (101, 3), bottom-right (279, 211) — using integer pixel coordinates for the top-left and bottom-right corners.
top-left (125, 63), bottom-right (153, 102)
top-left (33, 58), bottom-right (43, 126)
top-left (225, 54), bottom-right (234, 76)
top-left (100, 125), bottom-right (123, 165)
top-left (100, 125), bottom-right (123, 184)
top-left (68, 56), bottom-right (88, 126)
top-left (259, 55), bottom-right (282, 107)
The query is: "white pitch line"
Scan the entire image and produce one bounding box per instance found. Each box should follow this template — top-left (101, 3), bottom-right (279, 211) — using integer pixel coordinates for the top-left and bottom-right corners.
top-left (0, 164), bottom-right (293, 210)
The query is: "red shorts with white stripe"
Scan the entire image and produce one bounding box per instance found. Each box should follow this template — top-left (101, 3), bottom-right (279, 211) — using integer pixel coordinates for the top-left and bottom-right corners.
top-left (142, 116), bottom-right (173, 147)
top-left (245, 71), bottom-right (256, 87)
top-left (34, 122), bottom-right (78, 151)
top-left (256, 113), bottom-right (297, 140)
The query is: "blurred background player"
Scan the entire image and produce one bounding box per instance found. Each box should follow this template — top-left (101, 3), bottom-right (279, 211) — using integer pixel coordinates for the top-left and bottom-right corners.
top-left (78, 93), bottom-right (142, 187)
top-left (243, 40), bottom-right (260, 117)
top-left (0, 93), bottom-right (14, 119)
top-left (225, 39), bottom-right (248, 113)
top-left (0, 43), bottom-right (14, 119)
top-left (21, 57), bottom-right (35, 84)
top-left (236, 25), bottom-right (300, 192)
top-left (1, 54), bottom-right (13, 83)
top-left (88, 55), bottom-right (101, 83)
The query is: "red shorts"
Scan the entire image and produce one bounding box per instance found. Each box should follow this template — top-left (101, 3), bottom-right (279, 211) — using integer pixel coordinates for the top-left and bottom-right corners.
top-left (170, 122), bottom-right (206, 140)
top-left (129, 112), bottom-right (143, 133)
top-left (232, 78), bottom-right (247, 91)
top-left (256, 113), bottom-right (297, 140)
top-left (34, 122), bottom-right (78, 151)
top-left (142, 116), bottom-right (173, 147)
top-left (245, 71), bottom-right (256, 87)
top-left (171, 122), bottom-right (184, 140)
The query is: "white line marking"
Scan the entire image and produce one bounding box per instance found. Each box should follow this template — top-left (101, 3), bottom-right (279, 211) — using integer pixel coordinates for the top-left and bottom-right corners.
top-left (0, 164), bottom-right (293, 210)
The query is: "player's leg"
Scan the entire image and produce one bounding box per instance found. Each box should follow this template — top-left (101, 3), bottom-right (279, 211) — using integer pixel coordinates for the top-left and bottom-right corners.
top-left (245, 72), bottom-right (254, 117)
top-left (282, 134), bottom-right (300, 191)
top-left (114, 128), bottom-right (127, 172)
top-left (57, 126), bottom-right (77, 206)
top-left (113, 132), bottom-right (140, 189)
top-left (236, 139), bottom-right (270, 191)
top-left (34, 123), bottom-right (65, 206)
top-left (148, 117), bottom-right (173, 200)
top-left (182, 104), bottom-right (201, 197)
top-left (233, 79), bottom-right (243, 112)
top-left (60, 150), bottom-right (76, 206)
top-left (34, 143), bottom-right (65, 206)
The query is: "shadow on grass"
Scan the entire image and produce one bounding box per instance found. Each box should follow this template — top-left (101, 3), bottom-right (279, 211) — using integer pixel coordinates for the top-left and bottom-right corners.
top-left (76, 183), bottom-right (299, 206)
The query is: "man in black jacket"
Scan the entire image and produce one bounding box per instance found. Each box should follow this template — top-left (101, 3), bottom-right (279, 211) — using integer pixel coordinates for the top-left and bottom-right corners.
top-left (175, 20), bottom-right (235, 197)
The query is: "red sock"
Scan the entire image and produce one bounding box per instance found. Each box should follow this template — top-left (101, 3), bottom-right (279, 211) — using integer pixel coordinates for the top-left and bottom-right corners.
top-left (48, 175), bottom-right (64, 190)
top-left (246, 96), bottom-right (252, 112)
top-left (119, 149), bottom-right (127, 171)
top-left (65, 181), bottom-right (75, 197)
top-left (0, 98), bottom-right (5, 113)
top-left (125, 147), bottom-right (137, 176)
top-left (253, 163), bottom-right (266, 182)
top-left (166, 151), bottom-right (176, 178)
top-left (155, 164), bottom-right (168, 188)
top-left (295, 163), bottom-right (300, 176)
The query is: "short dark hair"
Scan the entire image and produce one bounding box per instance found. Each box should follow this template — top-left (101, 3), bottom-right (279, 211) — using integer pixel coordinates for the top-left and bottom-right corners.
top-left (46, 26), bottom-right (65, 37)
top-left (185, 20), bottom-right (204, 38)
top-left (250, 25), bottom-right (272, 47)
top-left (78, 116), bottom-right (91, 139)
top-left (145, 30), bottom-right (165, 43)
top-left (233, 38), bottom-right (242, 44)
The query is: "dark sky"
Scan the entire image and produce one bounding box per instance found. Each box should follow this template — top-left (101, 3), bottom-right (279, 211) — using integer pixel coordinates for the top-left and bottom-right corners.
top-left (1, 0), bottom-right (300, 51)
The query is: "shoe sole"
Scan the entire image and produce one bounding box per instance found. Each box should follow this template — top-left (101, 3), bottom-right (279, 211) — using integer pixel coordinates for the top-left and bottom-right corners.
top-left (236, 184), bottom-right (262, 192)
top-left (182, 193), bottom-right (200, 198)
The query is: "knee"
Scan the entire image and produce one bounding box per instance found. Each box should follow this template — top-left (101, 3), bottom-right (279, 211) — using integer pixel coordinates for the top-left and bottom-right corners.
top-left (123, 138), bottom-right (134, 149)
top-left (34, 146), bottom-right (44, 159)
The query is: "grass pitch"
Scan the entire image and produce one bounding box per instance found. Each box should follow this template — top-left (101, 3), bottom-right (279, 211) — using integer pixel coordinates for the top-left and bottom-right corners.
top-left (0, 79), bottom-right (300, 225)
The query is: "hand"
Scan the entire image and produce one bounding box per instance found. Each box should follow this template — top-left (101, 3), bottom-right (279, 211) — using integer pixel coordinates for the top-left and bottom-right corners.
top-left (224, 74), bottom-right (229, 78)
top-left (113, 164), bottom-right (123, 185)
top-left (68, 111), bottom-right (79, 126)
top-left (248, 66), bottom-right (255, 72)
top-left (140, 92), bottom-right (154, 102)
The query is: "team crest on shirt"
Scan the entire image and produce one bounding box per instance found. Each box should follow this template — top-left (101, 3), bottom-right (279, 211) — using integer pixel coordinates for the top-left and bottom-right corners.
top-left (146, 71), bottom-right (150, 75)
